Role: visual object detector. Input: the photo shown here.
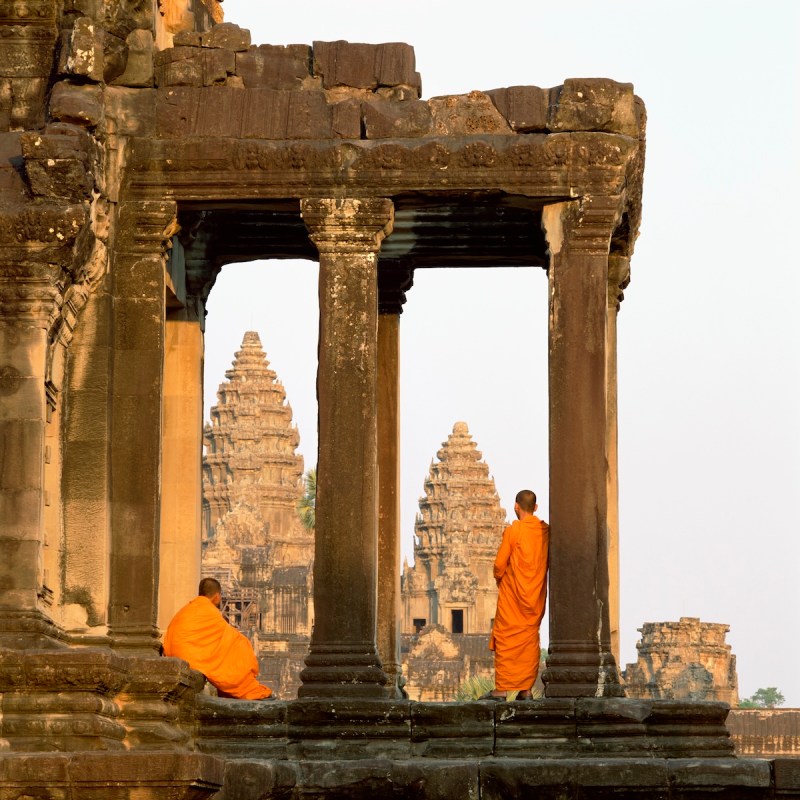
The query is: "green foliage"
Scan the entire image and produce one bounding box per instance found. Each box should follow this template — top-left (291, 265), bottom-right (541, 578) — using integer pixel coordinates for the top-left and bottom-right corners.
top-left (740, 687), bottom-right (785, 709)
top-left (455, 674), bottom-right (494, 701)
top-left (297, 468), bottom-right (316, 531)
top-left (454, 674), bottom-right (543, 701)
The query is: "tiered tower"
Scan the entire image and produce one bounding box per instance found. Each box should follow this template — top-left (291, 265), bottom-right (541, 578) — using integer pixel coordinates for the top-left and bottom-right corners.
top-left (401, 421), bottom-right (507, 637)
top-left (202, 331), bottom-right (313, 696)
top-left (624, 618), bottom-right (739, 705)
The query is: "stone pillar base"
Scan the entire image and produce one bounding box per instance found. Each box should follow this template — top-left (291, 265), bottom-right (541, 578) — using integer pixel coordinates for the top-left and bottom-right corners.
top-left (299, 643), bottom-right (388, 698)
top-left (0, 610), bottom-right (67, 650)
top-left (543, 642), bottom-right (624, 698)
top-left (109, 624), bottom-right (162, 655)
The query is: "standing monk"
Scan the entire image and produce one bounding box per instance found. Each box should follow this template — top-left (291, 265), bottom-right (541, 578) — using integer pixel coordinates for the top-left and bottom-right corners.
top-left (163, 578), bottom-right (273, 700)
top-left (484, 489), bottom-right (549, 700)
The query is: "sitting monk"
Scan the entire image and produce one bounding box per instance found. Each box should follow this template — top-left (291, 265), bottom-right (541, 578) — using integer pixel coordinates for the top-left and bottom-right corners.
top-left (163, 577), bottom-right (272, 700)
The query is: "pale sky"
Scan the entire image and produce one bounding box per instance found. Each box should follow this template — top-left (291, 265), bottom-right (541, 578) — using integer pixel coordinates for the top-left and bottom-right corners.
top-left (203, 1), bottom-right (800, 704)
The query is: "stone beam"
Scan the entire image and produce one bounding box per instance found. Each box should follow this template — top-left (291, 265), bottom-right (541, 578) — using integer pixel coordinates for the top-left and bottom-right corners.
top-left (298, 197), bottom-right (394, 698)
top-left (541, 196), bottom-right (624, 698)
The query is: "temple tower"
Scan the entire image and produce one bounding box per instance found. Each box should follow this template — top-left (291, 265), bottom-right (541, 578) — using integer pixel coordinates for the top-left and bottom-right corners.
top-left (624, 617), bottom-right (740, 705)
top-left (401, 422), bottom-right (507, 637)
top-left (202, 331), bottom-right (313, 695)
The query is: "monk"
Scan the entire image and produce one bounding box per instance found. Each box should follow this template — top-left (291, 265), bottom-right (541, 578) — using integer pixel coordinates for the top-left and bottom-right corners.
top-left (484, 489), bottom-right (549, 701)
top-left (163, 578), bottom-right (272, 700)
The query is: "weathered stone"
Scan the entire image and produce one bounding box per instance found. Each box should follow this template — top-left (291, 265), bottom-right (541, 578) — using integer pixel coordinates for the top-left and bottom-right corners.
top-left (101, 29), bottom-right (128, 84)
top-left (313, 40), bottom-right (420, 93)
top-left (485, 85), bottom-right (550, 132)
top-left (65, 17), bottom-right (104, 82)
top-left (0, 133), bottom-right (27, 198)
top-left (624, 617), bottom-right (739, 704)
top-left (111, 29), bottom-right (154, 87)
top-left (774, 758), bottom-right (800, 791)
top-left (668, 757), bottom-right (772, 788)
top-left (363, 98), bottom-right (432, 139)
top-left (20, 126), bottom-right (94, 201)
top-left (104, 87), bottom-right (156, 136)
top-left (729, 709), bottom-right (800, 757)
top-left (331, 97), bottom-right (361, 138)
top-left (287, 699), bottom-right (411, 759)
top-left (201, 22), bottom-right (251, 52)
top-left (495, 699), bottom-right (578, 757)
top-left (197, 697), bottom-right (289, 758)
top-left (219, 758), bottom-right (297, 799)
top-left (549, 78), bottom-right (638, 136)
top-left (154, 46), bottom-right (235, 87)
top-left (235, 44), bottom-right (312, 89)
top-left (101, 0), bottom-right (154, 39)
top-left (173, 30), bottom-right (203, 47)
top-left (428, 91), bottom-right (513, 136)
top-left (411, 702), bottom-right (494, 758)
top-left (155, 86), bottom-right (337, 140)
top-left (49, 81), bottom-right (103, 127)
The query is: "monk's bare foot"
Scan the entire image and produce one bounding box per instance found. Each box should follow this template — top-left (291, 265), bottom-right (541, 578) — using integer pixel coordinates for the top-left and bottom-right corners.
top-left (479, 691), bottom-right (506, 701)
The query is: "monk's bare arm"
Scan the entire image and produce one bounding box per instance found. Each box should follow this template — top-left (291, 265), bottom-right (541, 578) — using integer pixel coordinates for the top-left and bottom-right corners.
top-left (494, 525), bottom-right (513, 584)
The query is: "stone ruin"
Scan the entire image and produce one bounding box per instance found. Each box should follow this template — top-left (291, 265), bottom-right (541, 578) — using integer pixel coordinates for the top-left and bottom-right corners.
top-left (624, 617), bottom-right (739, 705)
top-left (2, 0), bottom-right (798, 796)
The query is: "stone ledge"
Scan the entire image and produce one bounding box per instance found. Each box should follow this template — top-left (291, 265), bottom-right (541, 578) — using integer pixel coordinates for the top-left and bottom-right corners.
top-left (0, 752), bottom-right (223, 799)
top-left (195, 697), bottom-right (735, 762)
top-left (124, 756), bottom-right (798, 800)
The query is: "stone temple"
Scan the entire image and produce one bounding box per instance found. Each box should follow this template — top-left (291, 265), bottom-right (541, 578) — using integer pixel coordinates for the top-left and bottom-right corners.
top-left (2, 0), bottom-right (798, 796)
top-left (202, 331), bottom-right (313, 699)
top-left (401, 422), bottom-right (506, 700)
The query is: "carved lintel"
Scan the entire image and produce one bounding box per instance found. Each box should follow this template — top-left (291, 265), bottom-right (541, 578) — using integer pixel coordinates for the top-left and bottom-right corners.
top-left (301, 197), bottom-right (394, 255)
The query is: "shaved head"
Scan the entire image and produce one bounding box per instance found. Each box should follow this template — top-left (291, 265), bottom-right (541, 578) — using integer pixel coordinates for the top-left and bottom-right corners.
top-left (515, 490), bottom-right (537, 513)
top-left (198, 577), bottom-right (222, 598)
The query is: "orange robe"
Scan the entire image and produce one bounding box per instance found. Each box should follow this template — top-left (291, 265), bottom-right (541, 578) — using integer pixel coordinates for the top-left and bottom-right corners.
top-left (490, 515), bottom-right (549, 691)
top-left (163, 596), bottom-right (272, 699)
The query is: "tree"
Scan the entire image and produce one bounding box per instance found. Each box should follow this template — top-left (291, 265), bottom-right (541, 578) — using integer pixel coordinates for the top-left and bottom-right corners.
top-left (739, 687), bottom-right (785, 709)
top-left (297, 468), bottom-right (316, 531)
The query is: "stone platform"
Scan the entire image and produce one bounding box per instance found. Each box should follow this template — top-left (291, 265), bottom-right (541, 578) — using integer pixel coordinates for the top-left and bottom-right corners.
top-left (189, 697), bottom-right (800, 798)
top-left (1, 650), bottom-right (799, 798)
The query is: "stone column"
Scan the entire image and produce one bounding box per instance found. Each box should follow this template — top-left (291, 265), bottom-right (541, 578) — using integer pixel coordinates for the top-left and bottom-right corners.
top-left (541, 197), bottom-right (624, 698)
top-left (61, 283), bottom-right (113, 641)
top-left (0, 203), bottom-right (87, 647)
top-left (606, 254), bottom-right (630, 668)
top-left (158, 311), bottom-right (204, 631)
top-left (377, 265), bottom-right (414, 699)
top-left (108, 201), bottom-right (177, 653)
top-left (0, 311), bottom-right (52, 643)
top-left (298, 197), bottom-right (394, 698)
